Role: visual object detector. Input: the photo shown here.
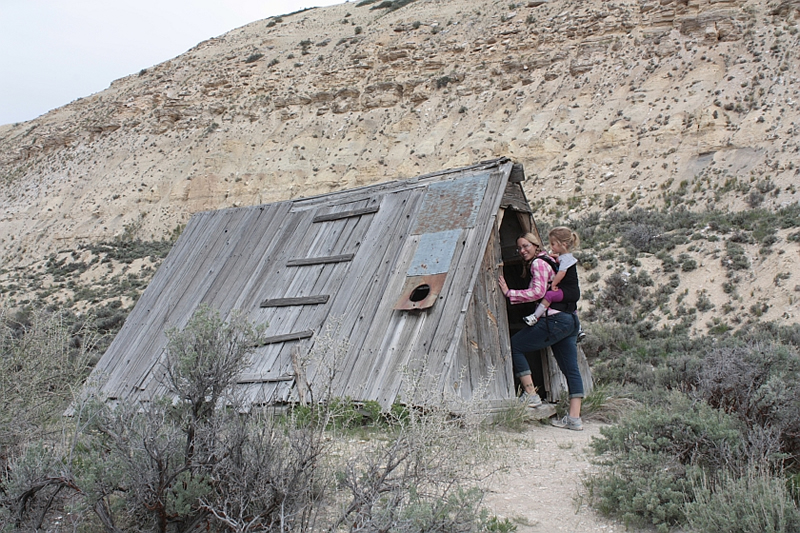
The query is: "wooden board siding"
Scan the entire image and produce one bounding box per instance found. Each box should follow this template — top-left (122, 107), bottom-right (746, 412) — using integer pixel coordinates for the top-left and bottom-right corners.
top-left (453, 228), bottom-right (513, 401)
top-left (334, 167), bottom-right (511, 407)
top-left (306, 189), bottom-right (427, 402)
top-left (96, 205), bottom-right (286, 398)
top-left (87, 158), bottom-right (527, 409)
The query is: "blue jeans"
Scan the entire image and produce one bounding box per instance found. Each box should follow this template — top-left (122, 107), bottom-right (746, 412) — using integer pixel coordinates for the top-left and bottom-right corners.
top-left (511, 312), bottom-right (584, 399)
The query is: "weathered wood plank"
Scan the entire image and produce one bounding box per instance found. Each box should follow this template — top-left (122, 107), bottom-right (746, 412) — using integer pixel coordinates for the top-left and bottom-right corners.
top-left (104, 206), bottom-right (255, 396)
top-left (312, 205), bottom-right (380, 222)
top-left (501, 181), bottom-right (532, 213)
top-left (134, 206), bottom-right (265, 393)
top-left (420, 165), bottom-right (511, 401)
top-left (319, 190), bottom-right (427, 402)
top-left (256, 330), bottom-right (314, 346)
top-left (273, 207), bottom-right (381, 398)
top-left (260, 295), bottom-right (330, 307)
top-left (236, 373), bottom-right (294, 383)
top-left (286, 254), bottom-right (355, 266)
top-left (94, 210), bottom-right (215, 393)
top-left (109, 204), bottom-right (297, 397)
top-left (351, 165), bottom-right (512, 405)
top-left (437, 165), bottom-right (512, 375)
top-left (91, 158), bottom-right (525, 408)
top-left (288, 159), bottom-right (507, 213)
top-left (455, 227), bottom-right (513, 401)
top-left (246, 199), bottom-right (377, 385)
top-left (203, 205), bottom-right (294, 312)
top-left (373, 165), bottom-right (510, 405)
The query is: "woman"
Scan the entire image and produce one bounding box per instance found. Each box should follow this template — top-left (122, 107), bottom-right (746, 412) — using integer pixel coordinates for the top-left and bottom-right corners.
top-left (498, 231), bottom-right (584, 430)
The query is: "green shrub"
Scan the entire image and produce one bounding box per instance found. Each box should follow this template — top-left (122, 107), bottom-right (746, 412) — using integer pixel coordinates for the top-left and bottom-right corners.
top-left (588, 394), bottom-right (744, 531)
top-left (686, 467), bottom-right (800, 533)
top-left (0, 307), bottom-right (98, 456)
top-left (588, 448), bottom-right (700, 532)
top-left (623, 224), bottom-right (665, 253)
top-left (576, 251), bottom-right (598, 270)
top-left (723, 242), bottom-right (750, 272)
top-left (484, 514), bottom-right (518, 533)
top-left (657, 250), bottom-right (678, 272)
top-left (697, 341), bottom-right (800, 462)
top-left (737, 321), bottom-right (800, 349)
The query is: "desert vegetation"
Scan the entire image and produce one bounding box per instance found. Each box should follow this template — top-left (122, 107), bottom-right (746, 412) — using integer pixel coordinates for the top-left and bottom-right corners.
top-left (3, 0), bottom-right (800, 528)
top-left (0, 305), bottom-right (506, 532)
top-left (2, 205), bottom-right (799, 531)
top-left (548, 207), bottom-right (800, 532)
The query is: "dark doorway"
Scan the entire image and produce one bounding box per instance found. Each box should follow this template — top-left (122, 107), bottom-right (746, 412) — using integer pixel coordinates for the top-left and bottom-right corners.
top-left (498, 209), bottom-right (548, 400)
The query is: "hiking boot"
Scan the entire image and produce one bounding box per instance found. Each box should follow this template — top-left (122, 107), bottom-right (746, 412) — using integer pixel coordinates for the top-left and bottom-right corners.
top-left (519, 391), bottom-right (542, 408)
top-left (523, 313), bottom-right (538, 326)
top-left (551, 414), bottom-right (583, 431)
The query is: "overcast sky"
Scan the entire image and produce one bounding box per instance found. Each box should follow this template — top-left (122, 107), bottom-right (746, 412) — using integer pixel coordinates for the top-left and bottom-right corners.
top-left (0, 0), bottom-right (344, 126)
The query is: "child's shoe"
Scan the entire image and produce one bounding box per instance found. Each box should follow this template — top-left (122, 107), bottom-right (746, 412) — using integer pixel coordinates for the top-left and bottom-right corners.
top-left (523, 313), bottom-right (538, 326)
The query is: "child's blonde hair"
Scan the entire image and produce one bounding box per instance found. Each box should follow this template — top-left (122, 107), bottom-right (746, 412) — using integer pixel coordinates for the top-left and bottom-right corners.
top-left (549, 226), bottom-right (580, 251)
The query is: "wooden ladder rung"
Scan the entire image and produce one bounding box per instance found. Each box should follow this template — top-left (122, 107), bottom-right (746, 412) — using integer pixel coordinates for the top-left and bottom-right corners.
top-left (286, 254), bottom-right (354, 266)
top-left (260, 295), bottom-right (330, 307)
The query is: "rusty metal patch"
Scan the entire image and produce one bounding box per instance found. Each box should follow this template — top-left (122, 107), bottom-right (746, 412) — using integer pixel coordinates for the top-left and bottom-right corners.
top-left (411, 173), bottom-right (490, 235)
top-left (394, 273), bottom-right (447, 310)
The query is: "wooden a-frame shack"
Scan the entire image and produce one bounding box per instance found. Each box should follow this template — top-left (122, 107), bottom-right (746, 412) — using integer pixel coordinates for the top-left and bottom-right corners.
top-left (89, 158), bottom-right (591, 409)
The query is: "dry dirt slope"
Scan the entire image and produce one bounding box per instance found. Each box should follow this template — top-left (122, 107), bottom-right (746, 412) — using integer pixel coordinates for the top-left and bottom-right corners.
top-left (0, 0), bottom-right (799, 327)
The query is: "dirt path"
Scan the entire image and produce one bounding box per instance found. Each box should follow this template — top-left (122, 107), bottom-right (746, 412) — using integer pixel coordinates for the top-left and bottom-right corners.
top-left (482, 420), bottom-right (634, 533)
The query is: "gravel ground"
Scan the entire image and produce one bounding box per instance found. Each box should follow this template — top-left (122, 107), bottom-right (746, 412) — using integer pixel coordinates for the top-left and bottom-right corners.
top-left (481, 420), bottom-right (643, 533)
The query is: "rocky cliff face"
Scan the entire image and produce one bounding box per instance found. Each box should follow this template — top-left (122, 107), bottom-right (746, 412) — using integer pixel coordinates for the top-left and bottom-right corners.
top-left (1, 0), bottom-right (799, 325)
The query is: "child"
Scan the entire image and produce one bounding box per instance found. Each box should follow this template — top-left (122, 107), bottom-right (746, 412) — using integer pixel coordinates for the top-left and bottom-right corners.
top-left (524, 227), bottom-right (581, 329)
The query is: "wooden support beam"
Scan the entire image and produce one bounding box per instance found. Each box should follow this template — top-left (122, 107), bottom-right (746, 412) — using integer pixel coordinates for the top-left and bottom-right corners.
top-left (260, 295), bottom-right (330, 307)
top-left (286, 253), bottom-right (354, 266)
top-left (312, 205), bottom-right (379, 222)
